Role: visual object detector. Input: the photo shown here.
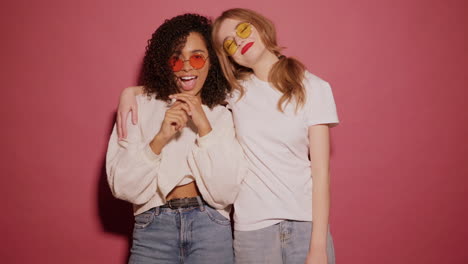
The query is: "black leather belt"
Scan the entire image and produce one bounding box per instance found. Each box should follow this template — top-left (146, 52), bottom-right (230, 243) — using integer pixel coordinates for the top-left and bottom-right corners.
top-left (160, 197), bottom-right (202, 209)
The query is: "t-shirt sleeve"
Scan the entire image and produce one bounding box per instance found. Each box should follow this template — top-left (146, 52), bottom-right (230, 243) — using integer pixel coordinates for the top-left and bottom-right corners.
top-left (303, 75), bottom-right (339, 127)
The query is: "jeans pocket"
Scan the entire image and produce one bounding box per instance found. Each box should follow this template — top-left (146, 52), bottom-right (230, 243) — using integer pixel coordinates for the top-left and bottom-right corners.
top-left (204, 207), bottom-right (231, 226)
top-left (134, 209), bottom-right (155, 229)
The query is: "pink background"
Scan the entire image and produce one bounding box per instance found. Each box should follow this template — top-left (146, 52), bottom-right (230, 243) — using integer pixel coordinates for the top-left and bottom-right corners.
top-left (1, 0), bottom-right (467, 263)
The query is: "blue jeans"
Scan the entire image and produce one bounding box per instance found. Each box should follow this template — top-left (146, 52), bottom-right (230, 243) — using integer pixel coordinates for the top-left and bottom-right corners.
top-left (234, 220), bottom-right (335, 264)
top-left (129, 198), bottom-right (234, 264)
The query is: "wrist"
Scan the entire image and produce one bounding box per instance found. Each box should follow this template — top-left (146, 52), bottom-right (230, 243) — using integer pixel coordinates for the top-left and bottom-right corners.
top-left (122, 87), bottom-right (135, 97)
top-left (155, 132), bottom-right (171, 144)
top-left (128, 86), bottom-right (144, 96)
top-left (197, 124), bottom-right (212, 137)
top-left (195, 116), bottom-right (212, 136)
top-left (309, 242), bottom-right (327, 252)
top-left (150, 133), bottom-right (170, 154)
top-left (132, 86), bottom-right (141, 96)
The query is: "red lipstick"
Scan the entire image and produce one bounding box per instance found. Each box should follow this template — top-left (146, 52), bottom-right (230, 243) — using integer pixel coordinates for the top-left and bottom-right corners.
top-left (241, 42), bottom-right (254, 55)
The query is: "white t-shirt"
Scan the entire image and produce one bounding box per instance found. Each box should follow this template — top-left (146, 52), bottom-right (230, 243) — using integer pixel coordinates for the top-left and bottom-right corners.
top-left (227, 71), bottom-right (339, 231)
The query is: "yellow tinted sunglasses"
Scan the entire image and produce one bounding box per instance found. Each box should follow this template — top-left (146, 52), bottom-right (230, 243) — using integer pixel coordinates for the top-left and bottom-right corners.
top-left (223, 22), bottom-right (252, 56)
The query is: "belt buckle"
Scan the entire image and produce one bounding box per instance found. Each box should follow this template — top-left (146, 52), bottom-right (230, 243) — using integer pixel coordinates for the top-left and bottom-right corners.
top-left (166, 198), bottom-right (193, 209)
top-left (167, 199), bottom-right (176, 209)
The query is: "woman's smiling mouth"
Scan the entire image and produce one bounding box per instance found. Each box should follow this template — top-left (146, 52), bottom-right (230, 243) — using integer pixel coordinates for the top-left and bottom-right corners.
top-left (178, 75), bottom-right (198, 91)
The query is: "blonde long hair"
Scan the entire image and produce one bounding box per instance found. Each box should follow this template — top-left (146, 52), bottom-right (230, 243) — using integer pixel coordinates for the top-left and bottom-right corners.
top-left (212, 8), bottom-right (306, 112)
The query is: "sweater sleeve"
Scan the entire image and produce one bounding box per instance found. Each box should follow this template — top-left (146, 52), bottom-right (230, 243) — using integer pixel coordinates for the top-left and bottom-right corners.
top-left (106, 106), bottom-right (162, 205)
top-left (188, 109), bottom-right (247, 209)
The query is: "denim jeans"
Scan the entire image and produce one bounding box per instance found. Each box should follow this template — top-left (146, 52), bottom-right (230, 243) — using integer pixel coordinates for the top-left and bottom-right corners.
top-left (128, 197), bottom-right (234, 264)
top-left (233, 220), bottom-right (335, 264)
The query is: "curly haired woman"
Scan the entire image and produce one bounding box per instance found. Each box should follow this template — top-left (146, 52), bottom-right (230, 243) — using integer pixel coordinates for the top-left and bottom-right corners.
top-left (106, 14), bottom-right (245, 264)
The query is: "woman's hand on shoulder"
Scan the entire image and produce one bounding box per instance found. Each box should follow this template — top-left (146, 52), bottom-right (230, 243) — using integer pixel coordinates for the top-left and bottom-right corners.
top-left (117, 86), bottom-right (143, 139)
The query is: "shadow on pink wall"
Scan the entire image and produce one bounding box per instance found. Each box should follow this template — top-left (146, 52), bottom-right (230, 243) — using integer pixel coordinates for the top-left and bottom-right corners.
top-left (96, 113), bottom-right (133, 263)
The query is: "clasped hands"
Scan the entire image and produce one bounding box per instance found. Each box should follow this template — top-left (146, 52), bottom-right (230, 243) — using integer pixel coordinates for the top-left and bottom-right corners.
top-left (155, 93), bottom-right (212, 145)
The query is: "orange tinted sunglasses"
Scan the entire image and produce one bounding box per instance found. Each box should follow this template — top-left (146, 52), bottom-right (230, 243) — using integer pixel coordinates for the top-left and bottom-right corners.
top-left (169, 54), bottom-right (208, 72)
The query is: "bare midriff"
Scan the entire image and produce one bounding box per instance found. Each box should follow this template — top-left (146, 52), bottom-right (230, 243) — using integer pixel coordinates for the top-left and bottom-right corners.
top-left (166, 181), bottom-right (200, 200)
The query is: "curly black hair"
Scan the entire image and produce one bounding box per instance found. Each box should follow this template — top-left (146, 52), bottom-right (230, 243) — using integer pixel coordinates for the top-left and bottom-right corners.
top-left (141, 14), bottom-right (229, 108)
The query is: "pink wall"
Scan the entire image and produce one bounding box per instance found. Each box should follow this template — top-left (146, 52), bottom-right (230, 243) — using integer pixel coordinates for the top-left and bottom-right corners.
top-left (1, 0), bottom-right (467, 263)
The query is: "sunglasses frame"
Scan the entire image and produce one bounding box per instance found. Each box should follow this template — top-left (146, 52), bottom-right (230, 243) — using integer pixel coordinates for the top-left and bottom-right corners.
top-left (223, 22), bottom-right (253, 56)
top-left (169, 53), bottom-right (209, 72)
